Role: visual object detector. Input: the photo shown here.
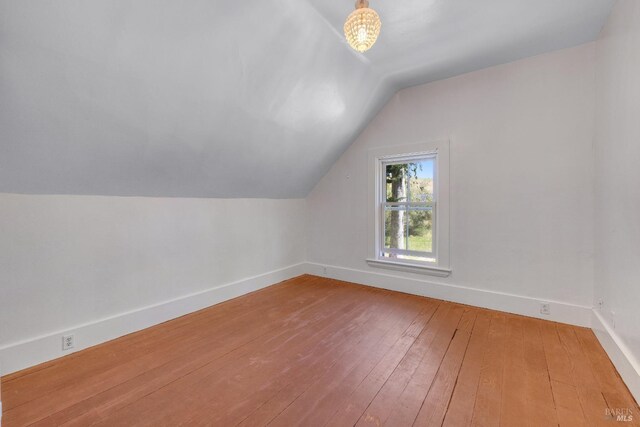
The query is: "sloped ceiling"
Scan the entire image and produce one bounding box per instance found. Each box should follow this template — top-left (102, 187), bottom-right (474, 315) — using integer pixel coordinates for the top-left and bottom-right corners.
top-left (0, 0), bottom-right (614, 198)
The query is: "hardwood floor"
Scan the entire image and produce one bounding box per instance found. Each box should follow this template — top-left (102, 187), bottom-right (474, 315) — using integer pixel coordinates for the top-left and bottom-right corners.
top-left (1, 275), bottom-right (638, 426)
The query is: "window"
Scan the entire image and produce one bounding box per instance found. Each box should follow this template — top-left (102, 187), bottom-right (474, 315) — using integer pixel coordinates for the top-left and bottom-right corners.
top-left (381, 156), bottom-right (436, 262)
top-left (367, 141), bottom-right (451, 276)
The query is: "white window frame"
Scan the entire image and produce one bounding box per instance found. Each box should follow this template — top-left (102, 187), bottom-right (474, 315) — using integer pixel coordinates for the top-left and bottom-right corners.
top-left (367, 140), bottom-right (451, 277)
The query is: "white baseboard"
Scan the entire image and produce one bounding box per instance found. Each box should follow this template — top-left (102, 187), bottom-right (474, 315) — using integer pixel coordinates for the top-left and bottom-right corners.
top-left (303, 262), bottom-right (592, 327)
top-left (307, 262), bottom-right (640, 402)
top-left (6, 260), bottom-right (584, 376)
top-left (6, 260), bottom-right (638, 407)
top-left (0, 263), bottom-right (307, 376)
top-left (591, 310), bottom-right (640, 403)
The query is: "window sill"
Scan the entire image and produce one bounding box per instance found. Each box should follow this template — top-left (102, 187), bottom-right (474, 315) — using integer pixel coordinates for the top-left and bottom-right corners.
top-left (366, 258), bottom-right (452, 277)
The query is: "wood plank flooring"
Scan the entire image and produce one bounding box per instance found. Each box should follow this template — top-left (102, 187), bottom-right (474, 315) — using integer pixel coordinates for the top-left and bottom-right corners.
top-left (1, 275), bottom-right (638, 426)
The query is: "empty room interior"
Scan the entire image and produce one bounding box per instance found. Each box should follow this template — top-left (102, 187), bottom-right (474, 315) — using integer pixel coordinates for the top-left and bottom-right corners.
top-left (1, 0), bottom-right (640, 425)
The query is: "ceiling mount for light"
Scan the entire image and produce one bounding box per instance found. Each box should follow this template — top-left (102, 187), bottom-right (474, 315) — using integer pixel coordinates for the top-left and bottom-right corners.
top-left (344, 0), bottom-right (381, 53)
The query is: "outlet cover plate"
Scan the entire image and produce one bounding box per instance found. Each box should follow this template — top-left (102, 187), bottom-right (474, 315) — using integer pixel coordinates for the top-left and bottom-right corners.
top-left (62, 334), bottom-right (74, 351)
top-left (540, 302), bottom-right (551, 315)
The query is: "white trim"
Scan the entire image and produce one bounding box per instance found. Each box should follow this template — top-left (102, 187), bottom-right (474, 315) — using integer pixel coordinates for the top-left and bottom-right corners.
top-left (304, 262), bottom-right (592, 327)
top-left (366, 258), bottom-right (451, 277)
top-left (0, 263), bottom-right (307, 375)
top-left (314, 261), bottom-right (640, 400)
top-left (591, 310), bottom-right (640, 402)
top-left (6, 263), bottom-right (638, 406)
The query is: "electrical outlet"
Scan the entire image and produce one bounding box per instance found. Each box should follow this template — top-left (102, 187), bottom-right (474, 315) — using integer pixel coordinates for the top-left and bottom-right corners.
top-left (597, 299), bottom-right (604, 310)
top-left (540, 302), bottom-right (551, 316)
top-left (62, 334), bottom-right (74, 351)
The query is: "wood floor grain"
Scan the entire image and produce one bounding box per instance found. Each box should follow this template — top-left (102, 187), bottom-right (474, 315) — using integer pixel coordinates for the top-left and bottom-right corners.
top-left (1, 275), bottom-right (638, 426)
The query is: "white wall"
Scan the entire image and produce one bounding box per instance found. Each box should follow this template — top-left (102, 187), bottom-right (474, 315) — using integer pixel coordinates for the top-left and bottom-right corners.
top-left (593, 0), bottom-right (640, 396)
top-left (307, 44), bottom-right (596, 317)
top-left (0, 194), bottom-right (305, 372)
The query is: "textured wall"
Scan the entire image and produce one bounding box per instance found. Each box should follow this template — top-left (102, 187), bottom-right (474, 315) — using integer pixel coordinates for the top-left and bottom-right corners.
top-left (0, 194), bottom-right (305, 347)
top-left (307, 44), bottom-right (596, 307)
top-left (593, 0), bottom-right (640, 375)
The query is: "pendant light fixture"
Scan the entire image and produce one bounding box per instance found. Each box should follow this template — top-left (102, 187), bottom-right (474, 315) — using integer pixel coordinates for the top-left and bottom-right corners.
top-left (344, 0), bottom-right (381, 53)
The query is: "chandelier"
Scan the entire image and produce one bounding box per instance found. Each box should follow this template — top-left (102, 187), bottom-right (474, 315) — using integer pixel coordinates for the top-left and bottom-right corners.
top-left (343, 0), bottom-right (381, 53)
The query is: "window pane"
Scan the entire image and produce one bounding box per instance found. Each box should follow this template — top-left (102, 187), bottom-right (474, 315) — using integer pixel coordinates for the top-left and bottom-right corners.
top-left (384, 206), bottom-right (408, 250)
top-left (386, 164), bottom-right (408, 203)
top-left (408, 160), bottom-right (434, 203)
top-left (384, 206), bottom-right (433, 254)
top-left (385, 160), bottom-right (434, 203)
top-left (407, 208), bottom-right (432, 253)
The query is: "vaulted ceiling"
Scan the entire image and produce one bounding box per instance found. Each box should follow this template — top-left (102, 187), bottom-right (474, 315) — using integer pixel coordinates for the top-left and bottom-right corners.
top-left (0, 0), bottom-right (614, 197)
